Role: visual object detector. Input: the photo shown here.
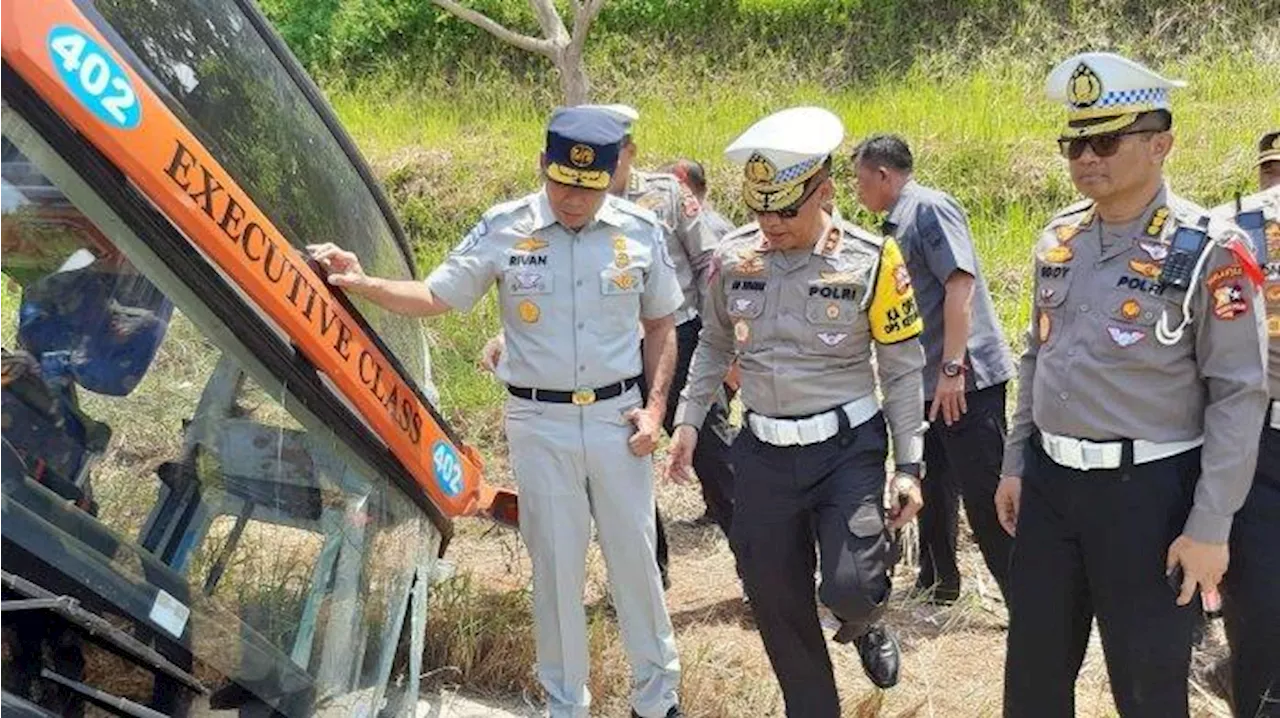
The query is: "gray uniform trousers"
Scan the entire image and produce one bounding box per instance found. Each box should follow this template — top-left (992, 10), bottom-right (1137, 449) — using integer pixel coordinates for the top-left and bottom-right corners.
top-left (505, 386), bottom-right (681, 718)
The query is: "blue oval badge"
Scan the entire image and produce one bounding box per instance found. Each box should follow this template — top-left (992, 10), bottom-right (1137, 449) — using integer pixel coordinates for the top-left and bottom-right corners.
top-left (431, 440), bottom-right (464, 498)
top-left (47, 26), bottom-right (140, 130)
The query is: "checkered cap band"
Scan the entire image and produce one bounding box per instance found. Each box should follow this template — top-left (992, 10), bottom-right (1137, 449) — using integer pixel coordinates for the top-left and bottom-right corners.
top-left (1097, 87), bottom-right (1169, 109)
top-left (773, 156), bottom-right (823, 184)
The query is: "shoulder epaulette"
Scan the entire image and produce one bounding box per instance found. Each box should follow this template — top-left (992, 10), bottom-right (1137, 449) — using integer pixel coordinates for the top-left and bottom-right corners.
top-left (720, 222), bottom-right (759, 245)
top-left (838, 220), bottom-right (885, 249)
top-left (1054, 197), bottom-right (1095, 220)
top-left (609, 195), bottom-right (661, 226)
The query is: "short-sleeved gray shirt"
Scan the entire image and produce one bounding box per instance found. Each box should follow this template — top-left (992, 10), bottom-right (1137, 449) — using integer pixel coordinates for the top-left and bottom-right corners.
top-left (884, 180), bottom-right (1014, 395)
top-left (426, 189), bottom-right (683, 390)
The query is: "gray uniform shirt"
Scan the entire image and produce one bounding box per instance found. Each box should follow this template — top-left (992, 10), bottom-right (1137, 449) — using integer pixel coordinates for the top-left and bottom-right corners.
top-left (426, 189), bottom-right (683, 389)
top-left (884, 180), bottom-right (1014, 395)
top-left (1003, 185), bottom-right (1269, 543)
top-left (701, 206), bottom-right (736, 241)
top-left (627, 171), bottom-right (720, 326)
top-left (1211, 186), bottom-right (1280, 397)
top-left (675, 215), bottom-right (926, 464)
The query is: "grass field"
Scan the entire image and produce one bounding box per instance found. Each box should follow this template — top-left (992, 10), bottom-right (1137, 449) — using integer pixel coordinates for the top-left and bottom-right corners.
top-left (313, 34), bottom-right (1277, 716)
top-left (329, 51), bottom-right (1279, 419)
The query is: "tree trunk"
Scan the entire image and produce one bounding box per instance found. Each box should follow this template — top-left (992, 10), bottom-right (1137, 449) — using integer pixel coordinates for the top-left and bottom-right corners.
top-left (555, 46), bottom-right (590, 105)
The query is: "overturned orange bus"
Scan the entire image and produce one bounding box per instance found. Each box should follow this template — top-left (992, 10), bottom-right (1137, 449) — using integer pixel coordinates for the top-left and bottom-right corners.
top-left (1, 1), bottom-right (512, 715)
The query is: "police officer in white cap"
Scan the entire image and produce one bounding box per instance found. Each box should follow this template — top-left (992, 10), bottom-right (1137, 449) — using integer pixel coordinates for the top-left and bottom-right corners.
top-left (1256, 130), bottom-right (1280, 192)
top-left (310, 107), bottom-right (684, 718)
top-left (1209, 151), bottom-right (1280, 718)
top-left (995, 53), bottom-right (1268, 717)
top-left (668, 107), bottom-right (927, 715)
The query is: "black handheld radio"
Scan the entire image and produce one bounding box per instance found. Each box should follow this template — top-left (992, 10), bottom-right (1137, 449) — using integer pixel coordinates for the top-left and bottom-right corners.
top-left (1236, 209), bottom-right (1267, 265)
top-left (1158, 226), bottom-right (1209, 291)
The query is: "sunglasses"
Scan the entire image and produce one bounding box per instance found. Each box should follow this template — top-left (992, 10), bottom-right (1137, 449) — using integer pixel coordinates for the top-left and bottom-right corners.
top-left (759, 179), bottom-right (822, 220)
top-left (1058, 129), bottom-right (1160, 160)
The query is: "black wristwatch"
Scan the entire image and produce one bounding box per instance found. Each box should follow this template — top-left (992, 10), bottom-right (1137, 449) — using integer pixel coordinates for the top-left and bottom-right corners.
top-left (941, 359), bottom-right (966, 378)
top-left (895, 463), bottom-right (922, 479)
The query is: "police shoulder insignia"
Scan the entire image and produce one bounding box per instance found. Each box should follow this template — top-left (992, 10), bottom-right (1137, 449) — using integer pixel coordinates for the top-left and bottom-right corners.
top-left (1145, 206), bottom-right (1170, 237)
top-left (678, 185), bottom-right (701, 219)
top-left (1207, 264), bottom-right (1250, 320)
top-left (636, 193), bottom-right (665, 211)
top-left (869, 236), bottom-right (922, 344)
top-left (1042, 245), bottom-right (1074, 264)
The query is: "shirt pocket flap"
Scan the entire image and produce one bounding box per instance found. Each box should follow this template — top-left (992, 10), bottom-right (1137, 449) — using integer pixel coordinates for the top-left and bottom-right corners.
top-left (727, 293), bottom-right (764, 319)
top-left (1035, 286), bottom-right (1068, 310)
top-left (805, 298), bottom-right (858, 325)
top-left (1109, 292), bottom-right (1161, 326)
top-left (506, 270), bottom-right (553, 295)
top-left (600, 268), bottom-right (645, 296)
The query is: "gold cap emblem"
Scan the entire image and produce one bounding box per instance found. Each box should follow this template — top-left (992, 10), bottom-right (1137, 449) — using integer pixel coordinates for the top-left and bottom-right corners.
top-left (568, 144), bottom-right (595, 168)
top-left (1068, 63), bottom-right (1103, 108)
top-left (744, 153), bottom-right (777, 184)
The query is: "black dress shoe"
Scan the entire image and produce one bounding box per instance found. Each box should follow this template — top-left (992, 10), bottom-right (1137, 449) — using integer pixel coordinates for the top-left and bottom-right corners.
top-left (631, 706), bottom-right (684, 718)
top-left (853, 624), bottom-right (901, 689)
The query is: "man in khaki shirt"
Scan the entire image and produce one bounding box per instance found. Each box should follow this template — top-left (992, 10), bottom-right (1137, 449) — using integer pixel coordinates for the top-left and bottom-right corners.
top-left (668, 107), bottom-right (927, 715)
top-left (995, 53), bottom-right (1268, 718)
top-left (310, 108), bottom-right (684, 718)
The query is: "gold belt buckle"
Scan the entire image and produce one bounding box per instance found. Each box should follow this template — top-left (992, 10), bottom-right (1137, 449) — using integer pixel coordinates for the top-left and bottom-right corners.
top-left (571, 387), bottom-right (596, 406)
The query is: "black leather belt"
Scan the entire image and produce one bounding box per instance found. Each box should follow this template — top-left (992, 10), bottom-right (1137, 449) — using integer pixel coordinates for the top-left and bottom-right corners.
top-left (507, 376), bottom-right (642, 405)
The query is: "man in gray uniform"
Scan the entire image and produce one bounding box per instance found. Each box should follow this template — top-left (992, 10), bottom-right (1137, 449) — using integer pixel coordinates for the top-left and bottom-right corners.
top-left (1259, 130), bottom-right (1280, 192)
top-left (995, 53), bottom-right (1268, 718)
top-left (1209, 135), bottom-right (1280, 717)
top-left (853, 133), bottom-right (1015, 604)
top-left (481, 105), bottom-right (736, 583)
top-left (668, 107), bottom-right (927, 715)
top-left (593, 106), bottom-right (738, 556)
top-left (664, 158), bottom-right (737, 240)
top-left (309, 107), bottom-right (684, 718)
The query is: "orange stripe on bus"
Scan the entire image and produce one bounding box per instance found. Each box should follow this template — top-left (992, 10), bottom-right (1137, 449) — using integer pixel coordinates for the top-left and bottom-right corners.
top-left (2, 1), bottom-right (484, 518)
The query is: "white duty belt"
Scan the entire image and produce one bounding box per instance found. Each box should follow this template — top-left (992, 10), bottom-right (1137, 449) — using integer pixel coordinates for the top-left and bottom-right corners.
top-left (747, 395), bottom-right (879, 447)
top-left (1039, 429), bottom-right (1203, 471)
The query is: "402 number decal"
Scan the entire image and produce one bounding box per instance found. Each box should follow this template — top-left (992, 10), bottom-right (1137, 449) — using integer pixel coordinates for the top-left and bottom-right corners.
top-left (47, 26), bottom-right (140, 129)
top-left (431, 440), bottom-right (464, 498)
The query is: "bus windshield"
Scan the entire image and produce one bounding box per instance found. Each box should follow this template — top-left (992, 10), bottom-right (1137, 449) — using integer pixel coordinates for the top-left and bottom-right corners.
top-left (87, 0), bottom-right (436, 401)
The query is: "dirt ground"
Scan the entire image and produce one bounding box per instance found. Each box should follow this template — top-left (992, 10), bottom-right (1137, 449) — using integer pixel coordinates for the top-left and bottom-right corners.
top-left (437, 447), bottom-right (1234, 718)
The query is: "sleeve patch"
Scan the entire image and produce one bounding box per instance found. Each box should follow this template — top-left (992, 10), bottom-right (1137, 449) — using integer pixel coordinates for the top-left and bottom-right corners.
top-left (452, 218), bottom-right (488, 255)
top-left (869, 236), bottom-right (922, 343)
top-left (679, 185), bottom-right (701, 218)
top-left (1207, 263), bottom-right (1250, 320)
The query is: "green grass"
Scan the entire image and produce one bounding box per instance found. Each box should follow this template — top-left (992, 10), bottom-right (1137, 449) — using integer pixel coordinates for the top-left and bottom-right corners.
top-left (328, 51), bottom-right (1279, 419)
